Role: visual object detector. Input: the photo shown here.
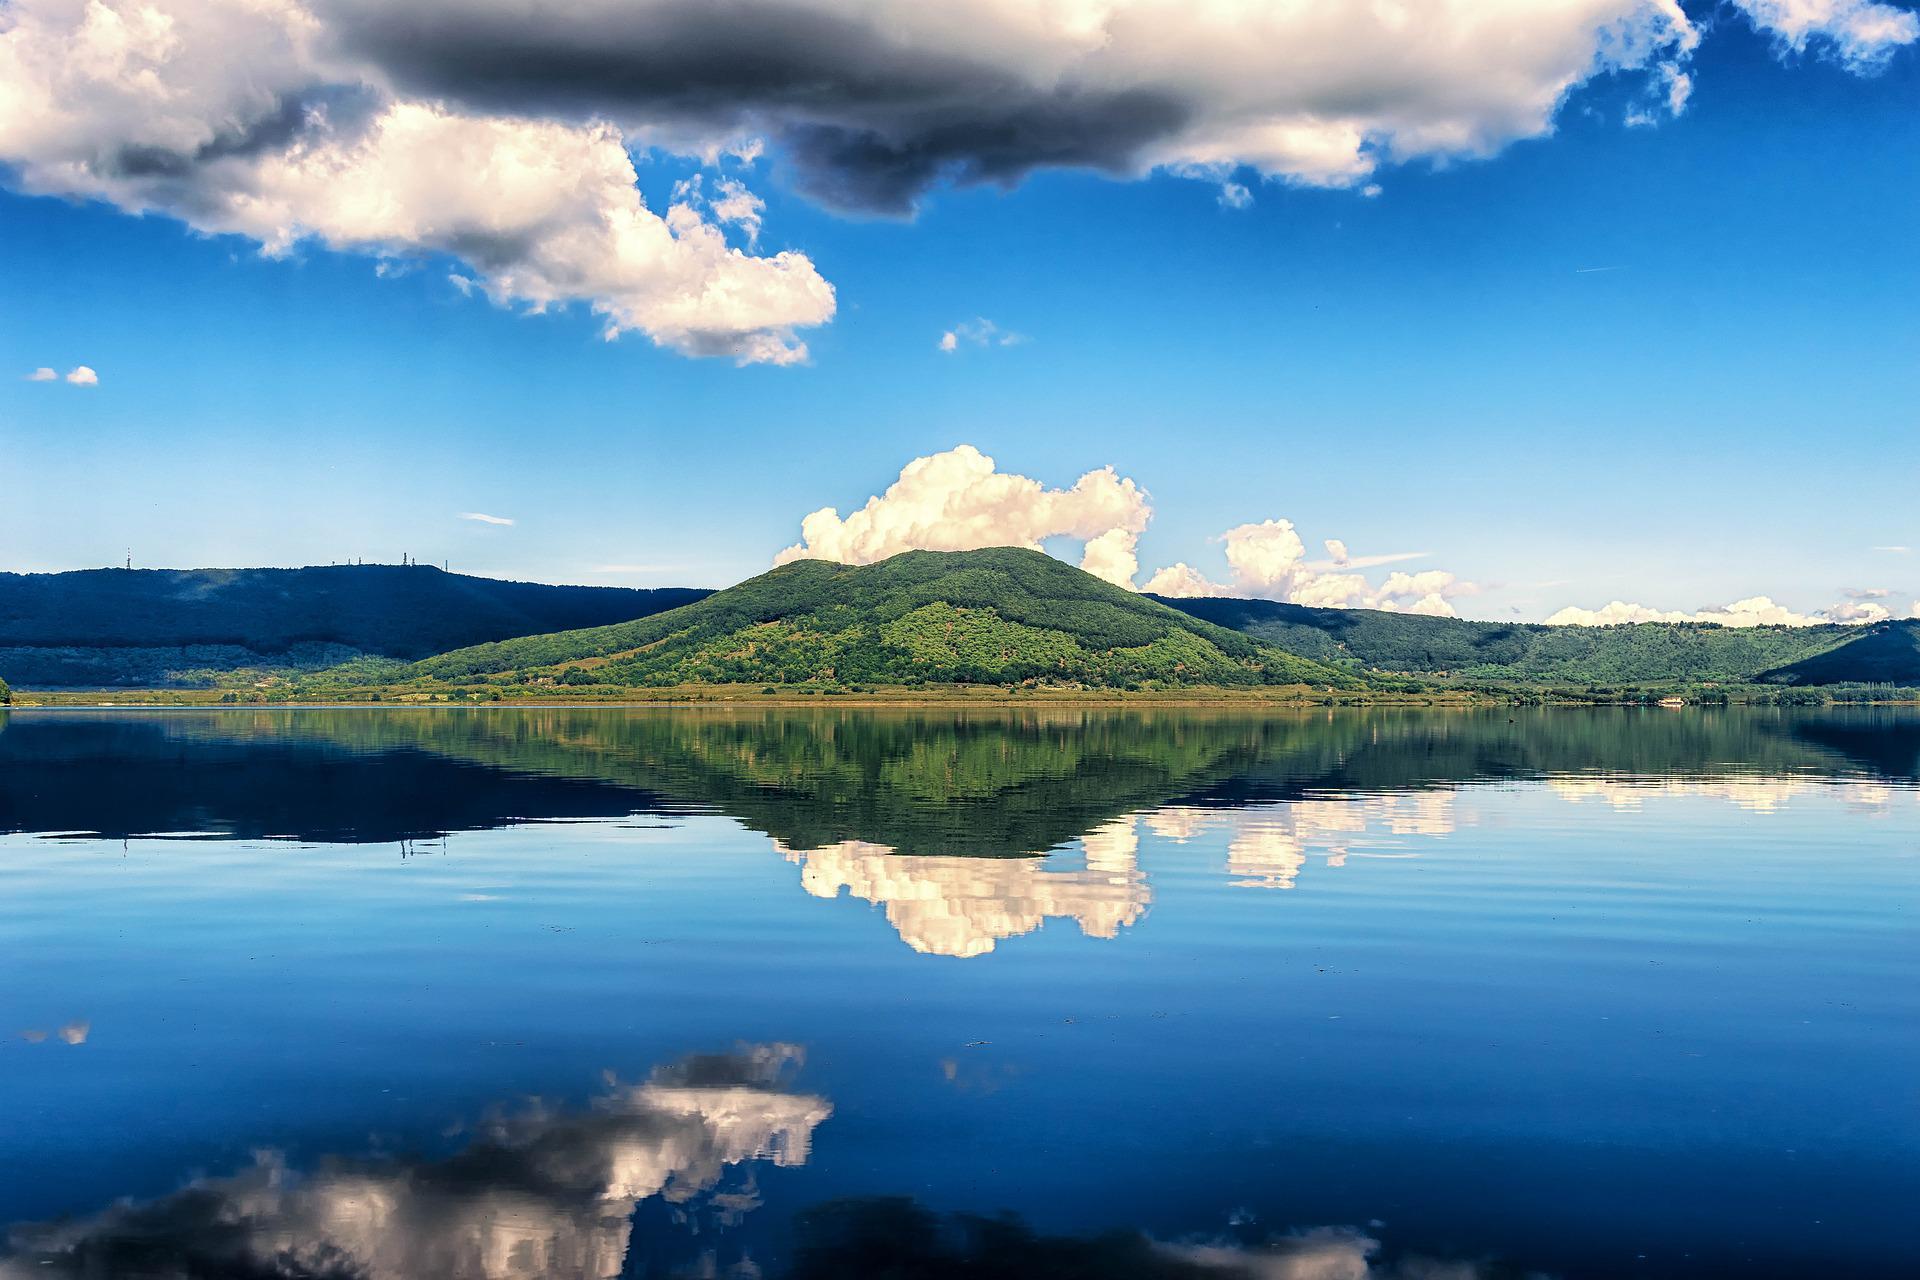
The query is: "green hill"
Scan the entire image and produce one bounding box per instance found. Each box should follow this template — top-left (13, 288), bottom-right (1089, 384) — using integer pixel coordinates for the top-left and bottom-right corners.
top-left (1757, 620), bottom-right (1920, 685)
top-left (0, 565), bottom-right (709, 687)
top-left (384, 548), bottom-right (1358, 691)
top-left (1162, 595), bottom-right (1878, 685)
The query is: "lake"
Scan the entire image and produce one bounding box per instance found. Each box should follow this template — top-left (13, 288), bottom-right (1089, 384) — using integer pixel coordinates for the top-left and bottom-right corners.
top-left (0, 706), bottom-right (1914, 1278)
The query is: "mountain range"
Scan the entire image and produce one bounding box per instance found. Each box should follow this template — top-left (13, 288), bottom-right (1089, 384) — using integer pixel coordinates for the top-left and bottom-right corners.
top-left (1, 552), bottom-right (1915, 695)
top-left (0, 565), bottom-right (706, 688)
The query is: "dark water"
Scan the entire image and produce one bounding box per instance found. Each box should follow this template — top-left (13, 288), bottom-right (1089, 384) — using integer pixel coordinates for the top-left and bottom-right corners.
top-left (0, 706), bottom-right (1914, 1279)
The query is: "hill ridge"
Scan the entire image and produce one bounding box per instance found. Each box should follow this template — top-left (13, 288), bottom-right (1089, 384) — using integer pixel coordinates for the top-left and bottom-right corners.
top-left (381, 548), bottom-right (1358, 691)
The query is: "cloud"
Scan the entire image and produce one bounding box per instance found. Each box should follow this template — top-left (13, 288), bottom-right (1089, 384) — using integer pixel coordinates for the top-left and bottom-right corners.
top-left (777, 818), bottom-right (1147, 957)
top-left (1, 2), bottom-right (1908, 368)
top-left (459, 511), bottom-right (514, 526)
top-left (33, 365), bottom-right (101, 385)
top-left (1217, 181), bottom-right (1253, 210)
top-left (1144, 519), bottom-right (1475, 615)
top-left (0, 0), bottom-right (834, 365)
top-left (1873, 545), bottom-right (1911, 553)
top-left (938, 317), bottom-right (1024, 353)
top-left (1732, 0), bottom-right (1920, 69)
top-left (1, 1046), bottom-right (832, 1279)
top-left (774, 445), bottom-right (1150, 587)
top-left (1544, 594), bottom-right (1889, 627)
top-left (311, 0), bottom-right (1732, 216)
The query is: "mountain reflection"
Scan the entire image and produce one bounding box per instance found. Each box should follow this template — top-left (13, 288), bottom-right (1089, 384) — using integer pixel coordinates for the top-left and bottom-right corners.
top-left (0, 1046), bottom-right (829, 1280)
top-left (2, 706), bottom-right (1911, 851)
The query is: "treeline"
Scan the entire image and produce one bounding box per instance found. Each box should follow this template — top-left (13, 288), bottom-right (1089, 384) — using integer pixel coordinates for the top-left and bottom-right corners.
top-left (1162, 596), bottom-right (1910, 685)
top-left (0, 565), bottom-right (706, 686)
top-left (375, 550), bottom-right (1355, 692)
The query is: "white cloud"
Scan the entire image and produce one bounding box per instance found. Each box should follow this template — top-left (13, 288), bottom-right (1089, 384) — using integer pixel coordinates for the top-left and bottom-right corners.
top-left (459, 511), bottom-right (514, 526)
top-left (937, 317), bottom-right (1024, 353)
top-left (25, 367), bottom-right (56, 381)
top-left (1144, 518), bottom-right (1476, 615)
top-left (1873, 545), bottom-right (1912, 553)
top-left (1544, 594), bottom-right (1888, 627)
top-left (1218, 181), bottom-right (1253, 210)
top-left (674, 172), bottom-right (767, 245)
top-left (64, 365), bottom-right (99, 385)
top-left (1140, 561), bottom-right (1228, 597)
top-left (1826, 599), bottom-right (1891, 623)
top-left (0, 0), bottom-right (834, 365)
top-left (773, 444), bottom-right (1150, 587)
top-left (1732, 0), bottom-right (1920, 69)
top-left (0, 0), bottom-right (1908, 370)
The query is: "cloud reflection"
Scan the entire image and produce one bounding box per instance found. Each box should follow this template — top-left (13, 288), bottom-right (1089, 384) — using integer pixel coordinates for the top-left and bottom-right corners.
top-left (1547, 776), bottom-right (1898, 814)
top-left (786, 1199), bottom-right (1544, 1280)
top-left (0, 1046), bottom-right (830, 1280)
top-left (1147, 795), bottom-right (1456, 890)
top-left (776, 816), bottom-right (1150, 957)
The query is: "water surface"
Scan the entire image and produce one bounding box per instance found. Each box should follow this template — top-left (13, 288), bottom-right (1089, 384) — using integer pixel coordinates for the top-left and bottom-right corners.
top-left (1, 707), bottom-right (1914, 1278)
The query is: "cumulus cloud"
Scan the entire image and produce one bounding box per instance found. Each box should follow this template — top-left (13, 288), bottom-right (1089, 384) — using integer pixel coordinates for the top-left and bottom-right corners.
top-left (24, 367), bottom-right (56, 381)
top-left (1144, 519), bottom-right (1477, 615)
top-left (1, 2), bottom-right (1909, 364)
top-left (1544, 594), bottom-right (1889, 627)
top-left (0, 0), bottom-right (835, 364)
top-left (1217, 180), bottom-right (1253, 210)
top-left (459, 511), bottom-right (514, 526)
top-left (35, 365), bottom-right (101, 385)
top-left (1732, 0), bottom-right (1920, 69)
top-left (773, 445), bottom-right (1150, 587)
top-left (318, 0), bottom-right (1722, 214)
top-left (938, 317), bottom-right (1024, 353)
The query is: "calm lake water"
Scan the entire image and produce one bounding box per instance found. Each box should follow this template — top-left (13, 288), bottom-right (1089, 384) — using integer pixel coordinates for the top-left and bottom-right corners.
top-left (0, 706), bottom-right (1914, 1279)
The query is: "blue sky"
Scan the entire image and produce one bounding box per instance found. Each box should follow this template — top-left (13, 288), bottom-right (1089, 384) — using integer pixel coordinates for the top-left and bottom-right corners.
top-left (1, 1), bottom-right (1915, 623)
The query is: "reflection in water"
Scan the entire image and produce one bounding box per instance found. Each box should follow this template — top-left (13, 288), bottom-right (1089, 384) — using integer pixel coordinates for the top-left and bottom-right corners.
top-left (0, 1047), bottom-right (829, 1280)
top-left (4, 706), bottom-right (1915, 852)
top-left (777, 817), bottom-right (1150, 957)
top-left (1547, 776), bottom-right (1896, 814)
top-left (786, 1199), bottom-right (1530, 1280)
top-left (1147, 795), bottom-right (1455, 890)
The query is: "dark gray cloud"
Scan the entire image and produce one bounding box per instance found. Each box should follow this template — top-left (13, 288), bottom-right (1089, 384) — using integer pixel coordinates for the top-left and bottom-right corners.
top-left (326, 0), bottom-right (1190, 214)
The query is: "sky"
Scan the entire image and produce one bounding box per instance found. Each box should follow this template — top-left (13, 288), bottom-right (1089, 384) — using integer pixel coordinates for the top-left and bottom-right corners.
top-left (1, 0), bottom-right (1916, 625)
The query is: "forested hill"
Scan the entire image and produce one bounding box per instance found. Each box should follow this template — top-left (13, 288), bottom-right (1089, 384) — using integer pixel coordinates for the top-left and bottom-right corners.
top-left (0, 566), bottom-right (710, 687)
top-left (381, 548), bottom-right (1357, 691)
top-left (1161, 595), bottom-right (1916, 686)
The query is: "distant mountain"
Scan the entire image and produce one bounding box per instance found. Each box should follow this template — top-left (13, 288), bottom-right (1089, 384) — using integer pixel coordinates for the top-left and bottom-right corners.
top-left (1161, 595), bottom-right (1898, 686)
top-left (1756, 620), bottom-right (1920, 686)
top-left (0, 565), bottom-right (709, 688)
top-left (390, 548), bottom-right (1357, 690)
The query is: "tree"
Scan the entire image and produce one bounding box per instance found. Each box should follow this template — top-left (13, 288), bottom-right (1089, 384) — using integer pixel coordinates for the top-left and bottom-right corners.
top-left (0, 673), bottom-right (11, 705)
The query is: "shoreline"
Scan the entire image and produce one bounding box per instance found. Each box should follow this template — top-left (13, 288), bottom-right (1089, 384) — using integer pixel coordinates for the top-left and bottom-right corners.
top-left (9, 686), bottom-right (1917, 711)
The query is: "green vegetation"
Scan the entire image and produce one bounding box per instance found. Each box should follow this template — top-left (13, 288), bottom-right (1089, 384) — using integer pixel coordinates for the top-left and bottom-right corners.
top-left (349, 549), bottom-right (1359, 693)
top-left (0, 673), bottom-right (10, 705)
top-left (5, 553), bottom-right (1915, 702)
top-left (0, 564), bottom-right (707, 687)
top-left (14, 704), bottom-right (1909, 850)
top-left (1165, 595), bottom-right (1919, 688)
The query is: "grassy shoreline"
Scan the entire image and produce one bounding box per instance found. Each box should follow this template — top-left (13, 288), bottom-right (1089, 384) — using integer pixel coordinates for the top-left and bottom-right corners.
top-left (10, 683), bottom-right (1917, 710)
